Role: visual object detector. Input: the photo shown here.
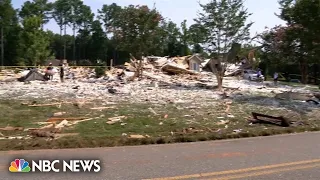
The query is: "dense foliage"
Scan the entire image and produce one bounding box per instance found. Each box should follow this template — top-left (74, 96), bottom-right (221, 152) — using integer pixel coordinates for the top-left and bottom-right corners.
top-left (259, 0), bottom-right (320, 83)
top-left (0, 0), bottom-right (211, 66)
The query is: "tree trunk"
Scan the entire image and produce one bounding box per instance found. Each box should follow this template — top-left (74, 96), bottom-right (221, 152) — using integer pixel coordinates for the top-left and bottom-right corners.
top-left (299, 59), bottom-right (308, 84)
top-left (313, 64), bottom-right (318, 84)
top-left (265, 59), bottom-right (269, 81)
top-left (83, 41), bottom-right (86, 60)
top-left (60, 26), bottom-right (63, 60)
top-left (72, 24), bottom-right (76, 65)
top-left (216, 71), bottom-right (223, 91)
top-left (1, 26), bottom-right (4, 68)
top-left (78, 42), bottom-right (81, 61)
top-left (63, 24), bottom-right (67, 60)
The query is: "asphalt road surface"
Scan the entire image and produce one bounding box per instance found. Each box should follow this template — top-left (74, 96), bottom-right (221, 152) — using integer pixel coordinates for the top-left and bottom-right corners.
top-left (0, 132), bottom-right (320, 180)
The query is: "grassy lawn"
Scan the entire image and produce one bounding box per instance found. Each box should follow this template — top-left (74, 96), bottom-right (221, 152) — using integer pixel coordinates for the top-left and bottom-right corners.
top-left (0, 98), bottom-right (319, 151)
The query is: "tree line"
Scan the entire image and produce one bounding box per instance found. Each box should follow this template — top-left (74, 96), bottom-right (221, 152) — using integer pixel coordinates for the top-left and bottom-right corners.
top-left (0, 0), bottom-right (215, 66)
top-left (0, 0), bottom-right (319, 84)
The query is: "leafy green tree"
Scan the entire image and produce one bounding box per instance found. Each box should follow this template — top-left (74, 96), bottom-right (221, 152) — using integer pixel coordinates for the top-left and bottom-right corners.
top-left (98, 3), bottom-right (122, 35)
top-left (98, 3), bottom-right (123, 63)
top-left (88, 20), bottom-right (107, 62)
top-left (188, 23), bottom-right (206, 54)
top-left (162, 20), bottom-right (183, 56)
top-left (100, 4), bottom-right (163, 59)
top-left (19, 0), bottom-right (53, 28)
top-left (65, 0), bottom-right (92, 62)
top-left (276, 0), bottom-right (320, 83)
top-left (180, 19), bottom-right (191, 56)
top-left (76, 29), bottom-right (91, 60)
top-left (259, 26), bottom-right (289, 65)
top-left (192, 44), bottom-right (203, 54)
top-left (17, 16), bottom-right (52, 66)
top-left (124, 5), bottom-right (163, 59)
top-left (47, 32), bottom-right (62, 59)
top-left (147, 21), bottom-right (167, 56)
top-left (196, 0), bottom-right (253, 90)
top-left (75, 4), bottom-right (94, 62)
top-left (62, 34), bottom-right (75, 61)
top-left (0, 0), bottom-right (20, 66)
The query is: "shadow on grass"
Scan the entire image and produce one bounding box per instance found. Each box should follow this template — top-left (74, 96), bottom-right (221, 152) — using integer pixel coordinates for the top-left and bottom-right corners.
top-left (1, 126), bottom-right (319, 151)
top-left (232, 94), bottom-right (318, 115)
top-left (0, 96), bottom-right (319, 151)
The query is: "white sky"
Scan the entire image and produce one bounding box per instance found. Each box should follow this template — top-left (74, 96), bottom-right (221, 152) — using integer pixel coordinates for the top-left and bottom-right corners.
top-left (13, 0), bottom-right (286, 37)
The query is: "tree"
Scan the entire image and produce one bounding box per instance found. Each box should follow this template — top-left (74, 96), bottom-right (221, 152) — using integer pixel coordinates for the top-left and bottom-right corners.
top-left (98, 3), bottom-right (122, 35)
top-left (259, 26), bottom-right (290, 65)
top-left (188, 23), bottom-right (207, 54)
top-left (99, 4), bottom-right (163, 59)
top-left (19, 0), bottom-right (53, 28)
top-left (47, 31), bottom-right (62, 59)
top-left (88, 20), bottom-right (107, 62)
top-left (162, 20), bottom-right (183, 56)
top-left (0, 0), bottom-right (20, 66)
top-left (196, 0), bottom-right (253, 90)
top-left (17, 0), bottom-right (53, 66)
top-left (17, 16), bottom-right (52, 66)
top-left (67, 0), bottom-right (94, 60)
top-left (98, 3), bottom-right (123, 62)
top-left (67, 0), bottom-right (83, 62)
top-left (123, 5), bottom-right (162, 59)
top-left (52, 0), bottom-right (70, 60)
top-left (75, 4), bottom-right (94, 61)
top-left (180, 19), bottom-right (191, 56)
top-left (147, 20), bottom-right (167, 56)
top-left (276, 0), bottom-right (320, 83)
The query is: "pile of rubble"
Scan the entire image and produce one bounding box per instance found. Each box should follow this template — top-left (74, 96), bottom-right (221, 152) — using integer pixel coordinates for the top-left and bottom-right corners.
top-left (0, 56), bottom-right (320, 141)
top-left (0, 55), bottom-right (319, 106)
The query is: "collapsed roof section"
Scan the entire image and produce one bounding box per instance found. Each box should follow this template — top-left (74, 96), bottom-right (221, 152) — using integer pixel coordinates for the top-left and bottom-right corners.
top-left (17, 69), bottom-right (48, 82)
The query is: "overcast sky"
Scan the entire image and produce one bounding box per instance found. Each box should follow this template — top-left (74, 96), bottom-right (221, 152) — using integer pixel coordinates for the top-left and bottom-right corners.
top-left (12, 0), bottom-right (286, 36)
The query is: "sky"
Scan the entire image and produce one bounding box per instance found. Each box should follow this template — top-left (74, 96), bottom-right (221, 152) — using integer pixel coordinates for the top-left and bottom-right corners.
top-left (12, 0), bottom-right (286, 37)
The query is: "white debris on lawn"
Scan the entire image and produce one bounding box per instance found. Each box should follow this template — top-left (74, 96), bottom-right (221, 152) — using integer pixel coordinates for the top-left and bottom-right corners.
top-left (0, 55), bottom-right (317, 107)
top-left (0, 74), bottom-right (316, 106)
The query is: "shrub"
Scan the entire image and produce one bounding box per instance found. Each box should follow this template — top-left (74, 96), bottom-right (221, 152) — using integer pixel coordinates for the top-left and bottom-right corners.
top-left (95, 66), bottom-right (105, 78)
top-left (14, 69), bottom-right (20, 74)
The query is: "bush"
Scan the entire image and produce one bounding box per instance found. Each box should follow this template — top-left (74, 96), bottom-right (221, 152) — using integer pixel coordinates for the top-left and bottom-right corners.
top-left (95, 66), bottom-right (105, 78)
top-left (79, 59), bottom-right (93, 66)
top-left (14, 69), bottom-right (20, 74)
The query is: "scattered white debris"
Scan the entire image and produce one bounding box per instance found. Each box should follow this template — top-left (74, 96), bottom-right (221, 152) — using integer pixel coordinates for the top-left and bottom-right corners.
top-left (233, 129), bottom-right (242, 133)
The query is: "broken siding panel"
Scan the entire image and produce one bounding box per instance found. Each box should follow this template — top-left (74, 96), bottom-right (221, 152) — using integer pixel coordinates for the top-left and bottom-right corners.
top-left (193, 63), bottom-right (198, 71)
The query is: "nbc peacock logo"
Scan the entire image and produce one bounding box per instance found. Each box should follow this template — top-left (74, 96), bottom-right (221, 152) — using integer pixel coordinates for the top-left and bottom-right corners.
top-left (9, 159), bottom-right (31, 172)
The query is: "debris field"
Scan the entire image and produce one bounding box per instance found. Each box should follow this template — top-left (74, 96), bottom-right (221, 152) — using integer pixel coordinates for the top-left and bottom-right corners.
top-left (0, 55), bottom-right (319, 148)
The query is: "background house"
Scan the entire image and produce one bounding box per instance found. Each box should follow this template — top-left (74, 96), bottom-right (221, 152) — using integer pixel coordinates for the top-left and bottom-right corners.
top-left (44, 59), bottom-right (61, 66)
top-left (187, 54), bottom-right (203, 72)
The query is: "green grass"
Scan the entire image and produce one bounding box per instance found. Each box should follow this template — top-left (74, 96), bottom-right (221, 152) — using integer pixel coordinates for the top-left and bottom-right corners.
top-left (0, 98), bottom-right (319, 151)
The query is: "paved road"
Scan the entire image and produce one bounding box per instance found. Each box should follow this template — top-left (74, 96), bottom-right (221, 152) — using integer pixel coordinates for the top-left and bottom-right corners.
top-left (0, 132), bottom-right (320, 180)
